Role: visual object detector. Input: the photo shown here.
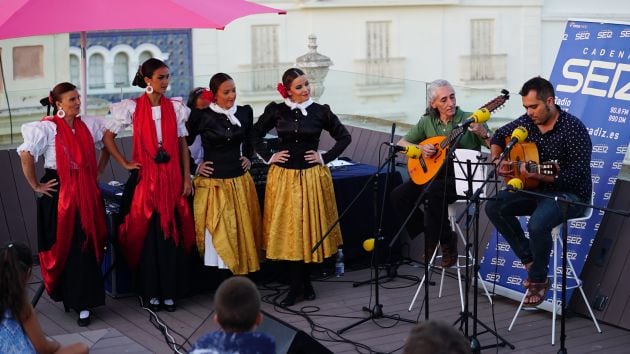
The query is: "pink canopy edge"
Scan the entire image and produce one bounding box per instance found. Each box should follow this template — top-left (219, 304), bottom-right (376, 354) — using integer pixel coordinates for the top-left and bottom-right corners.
top-left (0, 0), bottom-right (286, 39)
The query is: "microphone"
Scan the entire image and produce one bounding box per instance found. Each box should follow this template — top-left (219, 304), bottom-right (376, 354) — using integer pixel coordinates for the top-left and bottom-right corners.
top-left (498, 126), bottom-right (528, 161)
top-left (506, 178), bottom-right (524, 192)
top-left (457, 108), bottom-right (491, 128)
top-left (388, 143), bottom-right (422, 159)
top-left (363, 238), bottom-right (375, 252)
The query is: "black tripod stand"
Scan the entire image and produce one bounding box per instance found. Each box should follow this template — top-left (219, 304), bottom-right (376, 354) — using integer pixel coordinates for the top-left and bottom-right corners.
top-left (454, 159), bottom-right (514, 352)
top-left (336, 126), bottom-right (417, 334)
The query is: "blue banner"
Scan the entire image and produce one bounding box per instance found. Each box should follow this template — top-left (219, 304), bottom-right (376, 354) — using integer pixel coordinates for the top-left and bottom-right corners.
top-left (480, 20), bottom-right (630, 311)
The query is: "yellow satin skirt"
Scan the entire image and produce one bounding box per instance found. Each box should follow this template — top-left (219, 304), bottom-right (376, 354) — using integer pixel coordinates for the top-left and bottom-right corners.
top-left (193, 173), bottom-right (262, 274)
top-left (263, 164), bottom-right (343, 263)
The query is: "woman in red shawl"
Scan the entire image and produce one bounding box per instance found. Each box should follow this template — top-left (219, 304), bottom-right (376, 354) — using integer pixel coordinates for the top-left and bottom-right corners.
top-left (17, 82), bottom-right (109, 327)
top-left (103, 58), bottom-right (195, 312)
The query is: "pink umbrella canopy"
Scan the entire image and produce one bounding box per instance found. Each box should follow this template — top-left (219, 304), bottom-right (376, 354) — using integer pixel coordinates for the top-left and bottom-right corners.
top-left (0, 0), bottom-right (285, 39)
top-left (0, 0), bottom-right (285, 114)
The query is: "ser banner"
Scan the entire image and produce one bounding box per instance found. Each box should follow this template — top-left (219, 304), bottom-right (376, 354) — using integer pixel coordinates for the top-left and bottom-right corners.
top-left (480, 20), bottom-right (630, 311)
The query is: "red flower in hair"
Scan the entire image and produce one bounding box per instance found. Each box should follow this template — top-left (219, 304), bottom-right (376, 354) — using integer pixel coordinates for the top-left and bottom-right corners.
top-left (276, 83), bottom-right (288, 99)
top-left (200, 89), bottom-right (214, 103)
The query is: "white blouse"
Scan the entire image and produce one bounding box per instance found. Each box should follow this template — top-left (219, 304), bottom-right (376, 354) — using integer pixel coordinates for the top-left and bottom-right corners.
top-left (106, 98), bottom-right (190, 140)
top-left (17, 116), bottom-right (106, 169)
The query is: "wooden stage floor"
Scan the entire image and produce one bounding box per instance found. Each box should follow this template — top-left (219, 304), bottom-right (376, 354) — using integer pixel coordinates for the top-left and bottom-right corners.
top-left (30, 261), bottom-right (629, 354)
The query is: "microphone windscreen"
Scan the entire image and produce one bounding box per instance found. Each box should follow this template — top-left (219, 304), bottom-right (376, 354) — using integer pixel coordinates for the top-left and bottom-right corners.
top-left (363, 238), bottom-right (375, 252)
top-left (507, 178), bottom-right (524, 191)
top-left (511, 126), bottom-right (528, 142)
top-left (472, 108), bottom-right (491, 124)
top-left (404, 145), bottom-right (422, 159)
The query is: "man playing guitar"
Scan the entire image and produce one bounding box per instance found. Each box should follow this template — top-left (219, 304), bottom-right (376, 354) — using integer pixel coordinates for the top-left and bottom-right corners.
top-left (485, 77), bottom-right (592, 307)
top-left (391, 79), bottom-right (491, 268)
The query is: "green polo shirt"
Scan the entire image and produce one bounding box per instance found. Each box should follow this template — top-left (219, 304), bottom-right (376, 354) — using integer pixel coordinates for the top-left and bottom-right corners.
top-left (403, 108), bottom-right (489, 150)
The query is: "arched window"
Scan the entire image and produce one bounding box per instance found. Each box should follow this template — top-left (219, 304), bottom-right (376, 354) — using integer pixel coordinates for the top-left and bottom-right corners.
top-left (114, 52), bottom-right (129, 87)
top-left (69, 55), bottom-right (80, 87)
top-left (139, 51), bottom-right (153, 65)
top-left (88, 53), bottom-right (105, 89)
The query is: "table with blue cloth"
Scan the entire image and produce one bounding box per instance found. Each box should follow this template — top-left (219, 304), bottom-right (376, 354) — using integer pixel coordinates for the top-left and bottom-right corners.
top-left (329, 163), bottom-right (404, 266)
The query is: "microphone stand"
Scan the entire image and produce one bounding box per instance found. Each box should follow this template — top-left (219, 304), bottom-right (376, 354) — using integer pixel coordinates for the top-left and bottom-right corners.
top-left (312, 123), bottom-right (416, 334)
top-left (502, 186), bottom-right (630, 354)
top-left (388, 128), bottom-right (468, 322)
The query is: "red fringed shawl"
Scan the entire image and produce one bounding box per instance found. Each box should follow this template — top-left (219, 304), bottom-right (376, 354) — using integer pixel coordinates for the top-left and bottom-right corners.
top-left (117, 94), bottom-right (195, 270)
top-left (39, 116), bottom-right (108, 294)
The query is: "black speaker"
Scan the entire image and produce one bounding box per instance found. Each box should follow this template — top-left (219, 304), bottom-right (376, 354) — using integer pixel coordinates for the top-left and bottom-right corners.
top-left (259, 310), bottom-right (332, 354)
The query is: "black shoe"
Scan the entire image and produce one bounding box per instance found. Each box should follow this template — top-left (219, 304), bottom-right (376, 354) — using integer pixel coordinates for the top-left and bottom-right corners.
top-left (280, 291), bottom-right (300, 307)
top-left (77, 314), bottom-right (91, 327)
top-left (303, 283), bottom-right (316, 301)
top-left (164, 303), bottom-right (176, 312)
top-left (149, 303), bottom-right (161, 312)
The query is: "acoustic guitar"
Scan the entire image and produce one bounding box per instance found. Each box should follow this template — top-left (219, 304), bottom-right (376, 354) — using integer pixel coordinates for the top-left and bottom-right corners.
top-left (505, 142), bottom-right (559, 189)
top-left (407, 90), bottom-right (510, 185)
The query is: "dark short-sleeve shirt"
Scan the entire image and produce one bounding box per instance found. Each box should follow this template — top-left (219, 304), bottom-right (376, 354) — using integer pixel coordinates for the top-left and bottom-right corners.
top-left (188, 331), bottom-right (276, 354)
top-left (490, 106), bottom-right (592, 201)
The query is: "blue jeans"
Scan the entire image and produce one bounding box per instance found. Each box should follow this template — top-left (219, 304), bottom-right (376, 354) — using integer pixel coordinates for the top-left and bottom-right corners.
top-left (484, 189), bottom-right (586, 282)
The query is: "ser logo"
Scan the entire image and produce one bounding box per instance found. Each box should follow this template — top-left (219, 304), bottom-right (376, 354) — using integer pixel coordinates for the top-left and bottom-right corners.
top-left (512, 260), bottom-right (525, 269)
top-left (597, 30), bottom-right (613, 39)
top-left (591, 175), bottom-right (600, 184)
top-left (608, 176), bottom-right (617, 185)
top-left (592, 144), bottom-right (608, 153)
top-left (567, 236), bottom-right (583, 245)
top-left (570, 220), bottom-right (587, 229)
top-left (555, 266), bottom-right (576, 276)
top-left (617, 146), bottom-right (628, 154)
top-left (507, 276), bottom-right (522, 285)
top-left (595, 223), bottom-right (600, 231)
top-left (490, 257), bottom-right (506, 266)
top-left (621, 29), bottom-right (630, 38)
top-left (575, 31), bottom-right (590, 40)
top-left (590, 160), bottom-right (605, 169)
top-left (496, 243), bottom-right (511, 252)
top-left (485, 273), bottom-right (501, 282)
top-left (604, 191), bottom-right (612, 200)
top-left (612, 161), bottom-right (623, 170)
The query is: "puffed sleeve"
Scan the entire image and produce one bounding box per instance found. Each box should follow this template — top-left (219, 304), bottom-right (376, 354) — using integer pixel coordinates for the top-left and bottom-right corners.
top-left (241, 105), bottom-right (255, 158)
top-left (251, 102), bottom-right (280, 162)
top-left (82, 115), bottom-right (106, 150)
top-left (321, 104), bottom-right (351, 164)
top-left (171, 98), bottom-right (191, 137)
top-left (107, 99), bottom-right (136, 134)
top-left (17, 120), bottom-right (56, 162)
top-left (186, 109), bottom-right (203, 146)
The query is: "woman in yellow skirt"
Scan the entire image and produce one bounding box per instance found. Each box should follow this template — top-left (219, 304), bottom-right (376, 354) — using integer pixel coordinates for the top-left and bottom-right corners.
top-left (252, 68), bottom-right (351, 306)
top-left (187, 73), bottom-right (262, 276)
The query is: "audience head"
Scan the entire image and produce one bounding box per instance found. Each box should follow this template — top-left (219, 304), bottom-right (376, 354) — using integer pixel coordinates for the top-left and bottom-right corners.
top-left (403, 321), bottom-right (472, 354)
top-left (278, 68), bottom-right (310, 104)
top-left (132, 58), bottom-right (169, 96)
top-left (49, 82), bottom-right (79, 118)
top-left (0, 242), bottom-right (33, 320)
top-left (519, 76), bottom-right (557, 125)
top-left (214, 276), bottom-right (262, 332)
top-left (209, 73), bottom-right (236, 109)
top-left (187, 87), bottom-right (212, 110)
top-left (425, 79), bottom-right (456, 119)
